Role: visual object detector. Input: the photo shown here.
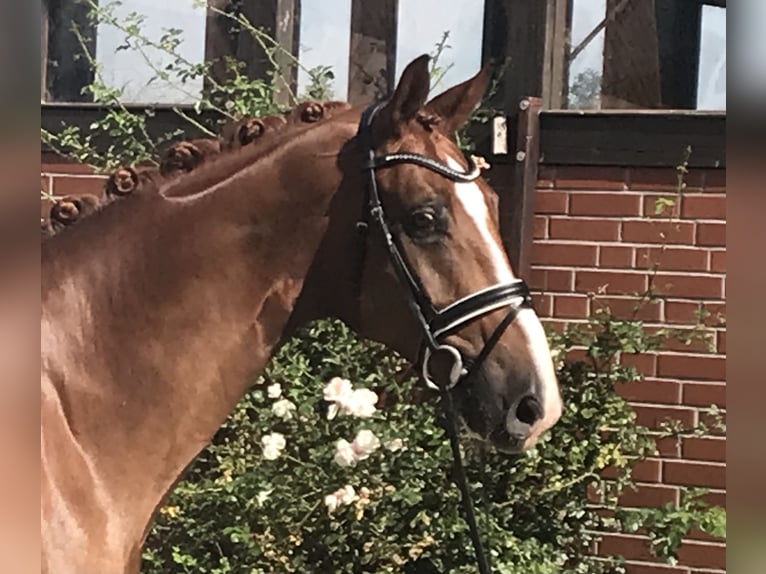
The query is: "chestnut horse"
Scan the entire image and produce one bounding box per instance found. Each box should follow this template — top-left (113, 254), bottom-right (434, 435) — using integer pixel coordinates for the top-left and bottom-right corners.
top-left (41, 56), bottom-right (562, 573)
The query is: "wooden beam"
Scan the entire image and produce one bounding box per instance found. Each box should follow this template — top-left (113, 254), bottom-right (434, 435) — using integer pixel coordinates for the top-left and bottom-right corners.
top-left (206, 1), bottom-right (301, 106)
top-left (482, 0), bottom-right (548, 113)
top-left (204, 0), bottom-right (238, 89)
top-left (481, 0), bottom-right (549, 158)
top-left (41, 0), bottom-right (49, 100)
top-left (654, 0), bottom-right (702, 109)
top-left (347, 0), bottom-right (398, 104)
top-left (502, 97), bottom-right (542, 278)
top-left (41, 103), bottom-right (725, 169)
top-left (542, 0), bottom-right (571, 109)
top-left (538, 110), bottom-right (725, 168)
top-left (45, 0), bottom-right (96, 102)
top-left (601, 0), bottom-right (662, 109)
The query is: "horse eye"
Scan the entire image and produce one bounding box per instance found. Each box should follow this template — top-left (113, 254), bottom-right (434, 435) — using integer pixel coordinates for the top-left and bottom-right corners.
top-left (411, 208), bottom-right (437, 230)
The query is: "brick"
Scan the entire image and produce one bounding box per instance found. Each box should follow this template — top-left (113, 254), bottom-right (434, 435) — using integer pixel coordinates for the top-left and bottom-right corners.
top-left (621, 354), bottom-right (658, 377)
top-left (716, 331), bottom-right (726, 354)
top-left (51, 175), bottom-right (107, 198)
top-left (552, 294), bottom-right (589, 318)
top-left (635, 247), bottom-right (708, 272)
top-left (600, 245), bottom-right (634, 268)
top-left (534, 190), bottom-right (568, 214)
top-left (533, 215), bottom-right (548, 239)
top-left (652, 274), bottom-right (724, 300)
top-left (629, 167), bottom-right (703, 191)
top-left (642, 194), bottom-right (681, 218)
top-left (603, 459), bottom-right (662, 482)
top-left (565, 348), bottom-right (589, 364)
top-left (676, 541), bottom-right (726, 570)
top-left (531, 293), bottom-right (553, 317)
top-left (41, 154), bottom-right (96, 174)
top-left (696, 223), bottom-right (725, 247)
top-left (703, 170), bottom-right (726, 193)
top-left (618, 379), bottom-right (680, 404)
top-left (537, 166), bottom-right (556, 188)
top-left (591, 296), bottom-right (662, 321)
top-left (598, 533), bottom-right (656, 562)
top-left (709, 250), bottom-right (725, 273)
top-left (531, 242), bottom-right (598, 266)
top-left (657, 354), bottom-right (725, 381)
top-left (664, 461), bottom-right (725, 488)
top-left (700, 490), bottom-right (726, 508)
top-left (622, 220), bottom-right (695, 244)
top-left (624, 563), bottom-right (690, 574)
top-left (653, 435), bottom-right (681, 457)
top-left (633, 405), bottom-right (697, 430)
top-left (620, 483), bottom-right (679, 507)
top-left (664, 301), bottom-right (725, 326)
top-left (555, 166), bottom-right (627, 190)
top-left (682, 383), bottom-right (725, 408)
top-left (569, 192), bottom-right (642, 216)
top-left (529, 268), bottom-right (573, 292)
top-left (687, 527), bottom-right (726, 543)
top-left (576, 270), bottom-right (647, 295)
top-left (683, 437), bottom-right (726, 462)
top-left (655, 329), bottom-right (715, 354)
top-left (549, 217), bottom-right (621, 241)
top-left (681, 194), bottom-right (726, 220)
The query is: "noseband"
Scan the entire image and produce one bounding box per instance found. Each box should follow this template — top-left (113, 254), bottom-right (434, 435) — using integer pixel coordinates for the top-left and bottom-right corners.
top-left (356, 104), bottom-right (534, 393)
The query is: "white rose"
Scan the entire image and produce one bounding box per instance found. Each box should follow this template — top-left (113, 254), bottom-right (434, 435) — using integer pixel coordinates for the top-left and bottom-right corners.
top-left (384, 438), bottom-right (404, 452)
top-left (342, 388), bottom-right (378, 418)
top-left (272, 398), bottom-right (296, 421)
top-left (261, 432), bottom-right (286, 460)
top-left (352, 429), bottom-right (381, 460)
top-left (255, 489), bottom-right (272, 507)
top-left (333, 438), bottom-right (358, 467)
top-left (337, 485), bottom-right (357, 506)
top-left (324, 493), bottom-right (340, 514)
top-left (323, 377), bottom-right (353, 403)
top-left (266, 383), bottom-right (282, 399)
top-left (326, 403), bottom-right (340, 421)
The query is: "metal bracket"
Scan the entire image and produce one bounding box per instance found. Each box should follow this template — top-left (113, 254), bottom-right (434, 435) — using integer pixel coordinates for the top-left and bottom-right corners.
top-left (491, 116), bottom-right (508, 155)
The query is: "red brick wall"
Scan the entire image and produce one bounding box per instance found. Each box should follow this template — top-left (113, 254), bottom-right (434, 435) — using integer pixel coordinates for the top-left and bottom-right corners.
top-left (41, 152), bottom-right (107, 218)
top-left (531, 166), bottom-right (726, 574)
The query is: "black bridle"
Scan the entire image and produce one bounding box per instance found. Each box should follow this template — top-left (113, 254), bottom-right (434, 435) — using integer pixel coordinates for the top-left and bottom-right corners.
top-left (355, 103), bottom-right (535, 574)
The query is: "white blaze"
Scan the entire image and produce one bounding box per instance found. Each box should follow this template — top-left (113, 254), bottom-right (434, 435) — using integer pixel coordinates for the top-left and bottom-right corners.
top-left (446, 157), bottom-right (515, 284)
top-left (445, 156), bottom-right (562, 433)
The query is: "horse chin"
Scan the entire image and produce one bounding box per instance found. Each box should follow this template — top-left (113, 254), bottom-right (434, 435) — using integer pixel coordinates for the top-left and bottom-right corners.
top-left (459, 420), bottom-right (526, 455)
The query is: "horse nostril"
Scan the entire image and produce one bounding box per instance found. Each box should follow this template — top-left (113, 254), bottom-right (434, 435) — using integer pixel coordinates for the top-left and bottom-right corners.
top-left (516, 395), bottom-right (542, 426)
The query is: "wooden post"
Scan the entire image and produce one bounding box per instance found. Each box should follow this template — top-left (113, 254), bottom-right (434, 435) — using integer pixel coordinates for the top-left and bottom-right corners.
top-left (601, 0), bottom-right (662, 108)
top-left (480, 0), bottom-right (549, 157)
top-left (542, 0), bottom-right (571, 109)
top-left (45, 0), bottom-right (96, 102)
top-left (503, 97), bottom-right (542, 278)
top-left (206, 0), bottom-right (301, 107)
top-left (41, 0), bottom-right (49, 100)
top-left (347, 0), bottom-right (398, 104)
top-left (204, 0), bottom-right (237, 89)
top-left (654, 0), bottom-right (702, 109)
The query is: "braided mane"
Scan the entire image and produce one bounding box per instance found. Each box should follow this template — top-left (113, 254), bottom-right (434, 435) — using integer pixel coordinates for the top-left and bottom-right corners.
top-left (42, 100), bottom-right (353, 238)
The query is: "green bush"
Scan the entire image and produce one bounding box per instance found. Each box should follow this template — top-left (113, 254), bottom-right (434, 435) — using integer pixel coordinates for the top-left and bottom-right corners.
top-left (140, 310), bottom-right (723, 574)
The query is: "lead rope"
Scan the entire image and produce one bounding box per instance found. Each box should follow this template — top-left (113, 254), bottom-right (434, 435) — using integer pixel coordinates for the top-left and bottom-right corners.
top-left (441, 387), bottom-right (493, 574)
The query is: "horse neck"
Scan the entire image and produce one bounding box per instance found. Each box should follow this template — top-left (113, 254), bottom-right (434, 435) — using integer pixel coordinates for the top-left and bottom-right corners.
top-left (41, 121), bottom-right (359, 538)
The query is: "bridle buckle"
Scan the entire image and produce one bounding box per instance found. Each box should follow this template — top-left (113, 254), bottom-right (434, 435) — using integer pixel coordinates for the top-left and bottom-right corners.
top-left (422, 344), bottom-right (465, 391)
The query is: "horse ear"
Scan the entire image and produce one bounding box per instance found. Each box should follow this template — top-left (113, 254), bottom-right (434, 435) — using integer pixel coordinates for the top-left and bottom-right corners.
top-left (373, 54), bottom-right (431, 141)
top-left (425, 65), bottom-right (491, 136)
